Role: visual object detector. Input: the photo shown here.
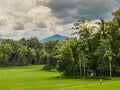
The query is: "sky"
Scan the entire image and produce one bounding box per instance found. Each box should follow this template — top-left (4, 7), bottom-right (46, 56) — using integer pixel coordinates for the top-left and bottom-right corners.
top-left (0, 0), bottom-right (120, 40)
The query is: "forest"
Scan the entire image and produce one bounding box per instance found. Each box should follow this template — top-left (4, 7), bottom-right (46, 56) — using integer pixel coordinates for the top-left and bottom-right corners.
top-left (0, 8), bottom-right (120, 78)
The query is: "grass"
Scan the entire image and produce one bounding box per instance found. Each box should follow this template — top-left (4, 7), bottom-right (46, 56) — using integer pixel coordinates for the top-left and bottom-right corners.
top-left (0, 65), bottom-right (120, 90)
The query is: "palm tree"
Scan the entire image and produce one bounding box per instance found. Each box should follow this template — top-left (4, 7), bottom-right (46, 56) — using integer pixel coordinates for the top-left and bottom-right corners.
top-left (104, 50), bottom-right (115, 78)
top-left (96, 19), bottom-right (108, 39)
top-left (72, 20), bottom-right (94, 76)
top-left (96, 19), bottom-right (114, 77)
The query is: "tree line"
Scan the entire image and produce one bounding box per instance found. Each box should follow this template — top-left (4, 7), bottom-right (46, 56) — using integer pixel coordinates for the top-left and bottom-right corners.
top-left (0, 37), bottom-right (42, 66)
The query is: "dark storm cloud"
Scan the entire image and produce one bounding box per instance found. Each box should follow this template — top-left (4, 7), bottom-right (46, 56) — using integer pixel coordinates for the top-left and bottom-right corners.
top-left (116, 0), bottom-right (120, 3)
top-left (45, 0), bottom-right (120, 24)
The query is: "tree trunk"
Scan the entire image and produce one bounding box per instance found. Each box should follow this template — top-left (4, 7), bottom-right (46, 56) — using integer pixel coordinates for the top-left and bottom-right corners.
top-left (109, 60), bottom-right (112, 78)
top-left (83, 57), bottom-right (86, 77)
top-left (79, 53), bottom-right (82, 76)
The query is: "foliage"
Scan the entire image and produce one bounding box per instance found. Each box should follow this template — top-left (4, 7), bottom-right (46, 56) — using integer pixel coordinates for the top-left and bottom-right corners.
top-left (0, 38), bottom-right (41, 66)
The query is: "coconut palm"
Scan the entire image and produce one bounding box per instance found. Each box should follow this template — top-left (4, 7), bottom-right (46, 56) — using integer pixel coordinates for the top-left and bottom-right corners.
top-left (72, 20), bottom-right (94, 76)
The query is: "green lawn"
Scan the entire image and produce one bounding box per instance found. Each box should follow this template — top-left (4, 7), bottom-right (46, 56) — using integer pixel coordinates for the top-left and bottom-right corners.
top-left (0, 65), bottom-right (120, 90)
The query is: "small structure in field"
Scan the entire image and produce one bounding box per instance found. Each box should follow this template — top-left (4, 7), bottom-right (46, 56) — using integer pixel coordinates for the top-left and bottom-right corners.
top-left (87, 70), bottom-right (96, 77)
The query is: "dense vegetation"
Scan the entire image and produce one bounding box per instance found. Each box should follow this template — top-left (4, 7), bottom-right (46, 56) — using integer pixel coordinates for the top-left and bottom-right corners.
top-left (0, 9), bottom-right (120, 78)
top-left (0, 37), bottom-right (42, 66)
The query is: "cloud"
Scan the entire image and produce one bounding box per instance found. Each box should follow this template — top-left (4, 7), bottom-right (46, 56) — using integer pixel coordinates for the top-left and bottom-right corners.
top-left (116, 0), bottom-right (120, 3)
top-left (0, 0), bottom-right (65, 40)
top-left (0, 0), bottom-right (119, 40)
top-left (46, 0), bottom-right (119, 24)
top-left (14, 25), bottom-right (25, 30)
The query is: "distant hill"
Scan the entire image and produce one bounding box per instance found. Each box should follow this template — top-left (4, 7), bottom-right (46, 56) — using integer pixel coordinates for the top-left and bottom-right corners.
top-left (0, 39), bottom-right (3, 43)
top-left (40, 34), bottom-right (67, 43)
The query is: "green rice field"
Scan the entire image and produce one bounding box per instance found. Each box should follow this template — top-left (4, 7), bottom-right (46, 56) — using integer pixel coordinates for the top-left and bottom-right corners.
top-left (0, 65), bottom-right (120, 90)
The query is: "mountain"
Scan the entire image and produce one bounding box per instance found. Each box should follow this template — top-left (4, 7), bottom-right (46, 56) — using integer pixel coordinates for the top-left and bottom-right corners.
top-left (0, 39), bottom-right (3, 43)
top-left (40, 34), bottom-right (67, 43)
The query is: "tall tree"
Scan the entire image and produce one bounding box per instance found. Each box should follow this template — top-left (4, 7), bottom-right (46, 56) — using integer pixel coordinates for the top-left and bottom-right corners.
top-left (72, 20), bottom-right (94, 76)
top-left (58, 41), bottom-right (75, 76)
